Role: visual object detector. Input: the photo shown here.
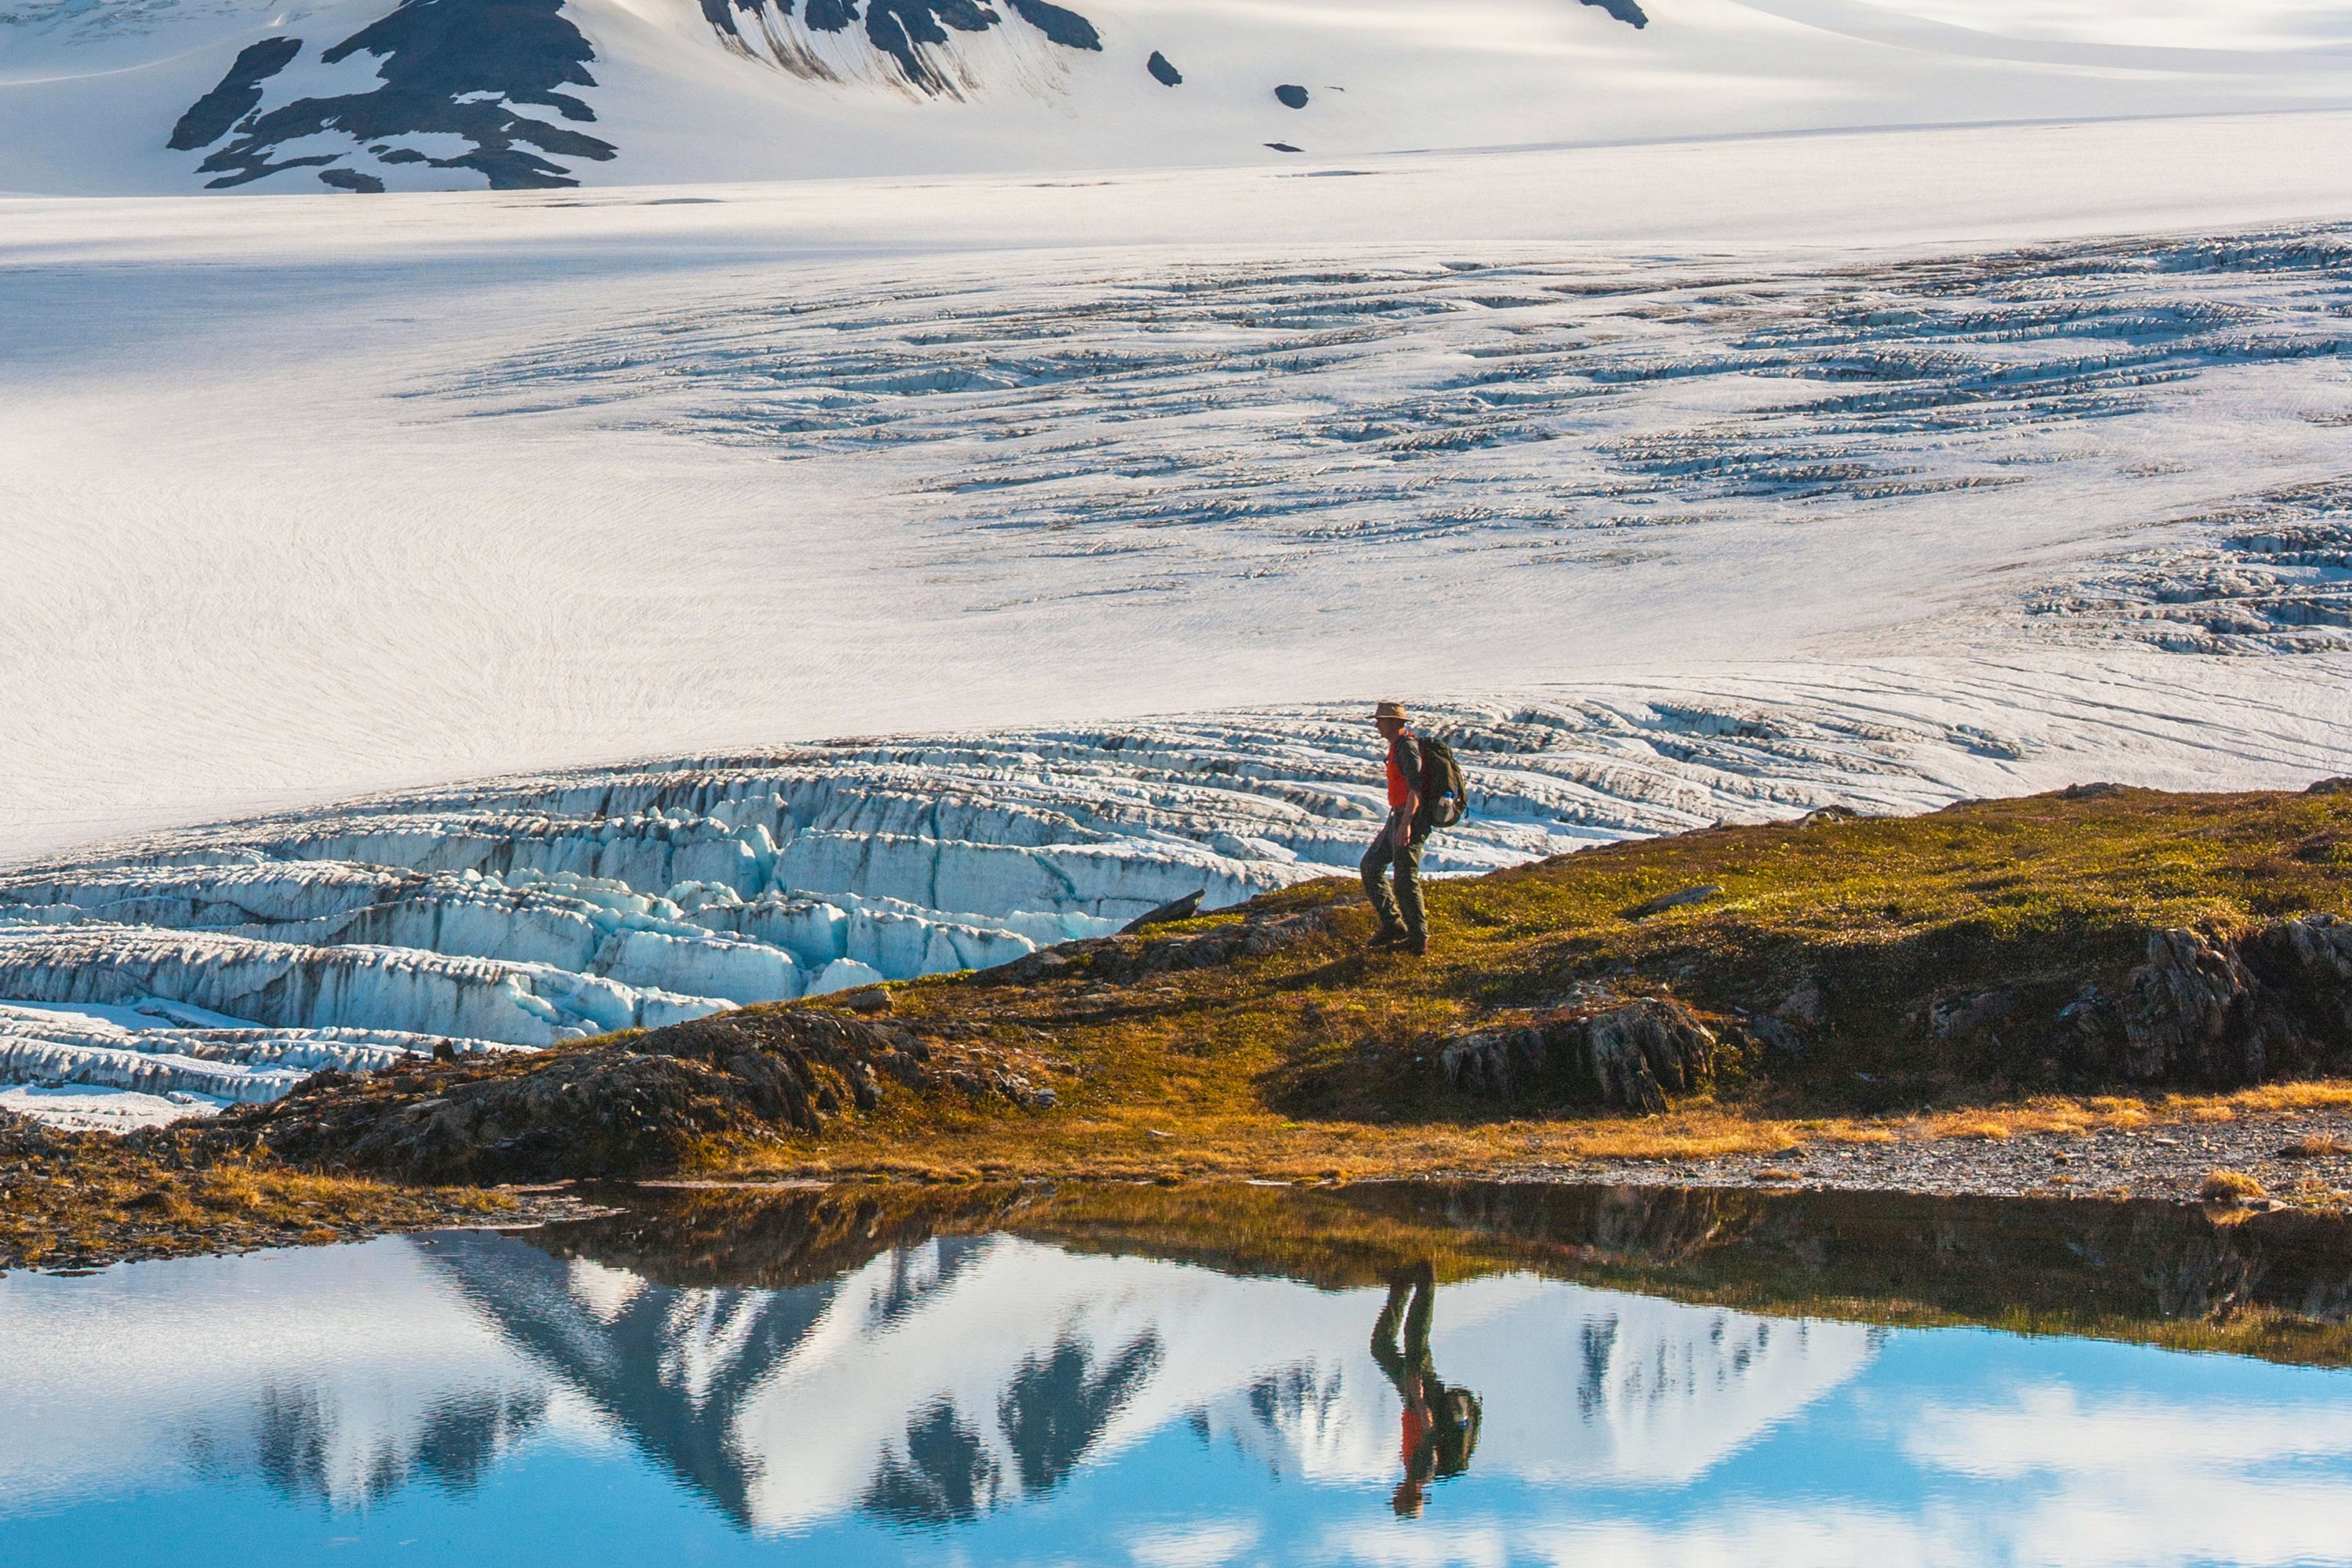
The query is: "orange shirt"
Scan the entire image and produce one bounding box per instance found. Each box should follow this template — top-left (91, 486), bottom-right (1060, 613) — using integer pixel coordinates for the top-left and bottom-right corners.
top-left (1386, 735), bottom-right (1414, 810)
top-left (1401, 1405), bottom-right (1431, 1465)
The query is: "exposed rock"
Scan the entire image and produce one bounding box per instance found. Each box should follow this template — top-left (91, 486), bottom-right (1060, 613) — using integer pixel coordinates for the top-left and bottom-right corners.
top-left (1120, 889), bottom-right (1205, 935)
top-left (2123, 927), bottom-right (2259, 1080)
top-left (1630, 883), bottom-right (1721, 917)
top-left (2058, 782), bottom-right (2129, 800)
top-left (1748, 1014), bottom-right (1806, 1057)
top-left (1274, 84), bottom-right (1308, 108)
top-left (189, 0), bottom-right (618, 191)
top-left (2308, 778), bottom-right (2352, 796)
top-left (1776, 976), bottom-right (1827, 1029)
top-left (1796, 805), bottom-right (1860, 826)
top-left (985, 905), bottom-right (1334, 987)
top-left (2268, 912), bottom-right (2352, 981)
top-left (223, 1005), bottom-right (1059, 1183)
top-left (1435, 995), bottom-right (1717, 1112)
top-left (1007, 0), bottom-right (1101, 50)
top-left (1146, 49), bottom-right (1181, 85)
top-left (2056, 983), bottom-right (2118, 1041)
top-left (168, 37), bottom-right (301, 151)
top-left (1587, 999), bottom-right (1716, 1112)
top-left (1578, 0), bottom-right (1648, 27)
top-left (1930, 988), bottom-right (2016, 1039)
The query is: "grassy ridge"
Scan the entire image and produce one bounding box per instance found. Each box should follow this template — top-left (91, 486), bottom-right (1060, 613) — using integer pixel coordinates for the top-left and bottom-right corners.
top-left (738, 784), bottom-right (2352, 1181)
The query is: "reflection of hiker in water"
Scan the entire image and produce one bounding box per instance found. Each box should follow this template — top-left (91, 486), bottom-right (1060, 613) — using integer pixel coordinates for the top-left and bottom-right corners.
top-left (1370, 1261), bottom-right (1481, 1518)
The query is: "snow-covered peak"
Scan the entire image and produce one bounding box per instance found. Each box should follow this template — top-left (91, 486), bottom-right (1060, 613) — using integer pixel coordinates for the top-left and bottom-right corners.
top-left (3, 0), bottom-right (2346, 194)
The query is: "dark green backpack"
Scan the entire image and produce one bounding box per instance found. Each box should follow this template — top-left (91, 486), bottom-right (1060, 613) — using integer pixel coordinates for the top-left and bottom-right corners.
top-left (1413, 735), bottom-right (1467, 834)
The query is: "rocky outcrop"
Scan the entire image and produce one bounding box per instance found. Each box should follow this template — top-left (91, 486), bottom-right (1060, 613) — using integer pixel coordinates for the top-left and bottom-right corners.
top-left (2107, 915), bottom-right (2352, 1084)
top-left (227, 1005), bottom-right (1062, 1183)
top-left (1434, 993), bottom-right (1718, 1112)
top-left (2123, 927), bottom-right (2262, 1080)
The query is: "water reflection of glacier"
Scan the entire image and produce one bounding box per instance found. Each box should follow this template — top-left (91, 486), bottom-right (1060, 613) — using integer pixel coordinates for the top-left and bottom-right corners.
top-left (407, 1229), bottom-right (1882, 1530)
top-left (0, 1230), bottom-right (1871, 1531)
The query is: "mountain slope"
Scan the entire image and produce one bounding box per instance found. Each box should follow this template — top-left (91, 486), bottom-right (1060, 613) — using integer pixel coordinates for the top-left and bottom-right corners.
top-left (2, 0), bottom-right (2347, 194)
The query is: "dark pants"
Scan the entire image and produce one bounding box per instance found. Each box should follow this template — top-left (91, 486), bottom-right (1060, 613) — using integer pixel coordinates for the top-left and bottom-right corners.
top-left (1361, 812), bottom-right (1426, 939)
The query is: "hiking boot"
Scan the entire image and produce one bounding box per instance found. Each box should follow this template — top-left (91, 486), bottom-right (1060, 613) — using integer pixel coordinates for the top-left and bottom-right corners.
top-left (1367, 922), bottom-right (1409, 949)
top-left (1403, 934), bottom-right (1429, 957)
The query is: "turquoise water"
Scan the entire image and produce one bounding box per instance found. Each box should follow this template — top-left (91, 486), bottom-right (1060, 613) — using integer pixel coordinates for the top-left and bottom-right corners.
top-left (5, 1188), bottom-right (2350, 1567)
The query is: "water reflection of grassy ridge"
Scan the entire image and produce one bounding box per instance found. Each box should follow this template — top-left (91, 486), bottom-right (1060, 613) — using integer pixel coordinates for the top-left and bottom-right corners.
top-left (526, 1181), bottom-right (2352, 1369)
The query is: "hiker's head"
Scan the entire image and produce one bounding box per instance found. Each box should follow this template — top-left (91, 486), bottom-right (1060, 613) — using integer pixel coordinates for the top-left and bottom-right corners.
top-left (1374, 700), bottom-right (1409, 740)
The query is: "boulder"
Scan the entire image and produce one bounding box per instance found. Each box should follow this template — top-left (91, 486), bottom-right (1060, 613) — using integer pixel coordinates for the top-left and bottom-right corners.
top-left (1436, 995), bottom-right (1717, 1112)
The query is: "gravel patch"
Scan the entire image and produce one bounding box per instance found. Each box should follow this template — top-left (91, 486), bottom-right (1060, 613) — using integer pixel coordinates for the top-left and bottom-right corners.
top-left (1535, 1111), bottom-right (2352, 1207)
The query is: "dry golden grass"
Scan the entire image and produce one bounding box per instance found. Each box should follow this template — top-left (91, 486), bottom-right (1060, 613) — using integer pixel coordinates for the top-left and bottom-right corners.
top-left (2201, 1168), bottom-right (2270, 1203)
top-left (2283, 1134), bottom-right (2352, 1158)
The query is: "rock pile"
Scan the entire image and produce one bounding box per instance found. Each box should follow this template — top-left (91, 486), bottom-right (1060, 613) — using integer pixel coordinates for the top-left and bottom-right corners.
top-left (223, 1004), bottom-right (1063, 1184)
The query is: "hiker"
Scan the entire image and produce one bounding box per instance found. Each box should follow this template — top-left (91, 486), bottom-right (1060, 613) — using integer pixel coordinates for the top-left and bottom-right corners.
top-left (1370, 1261), bottom-right (1482, 1517)
top-left (1363, 701), bottom-right (1463, 956)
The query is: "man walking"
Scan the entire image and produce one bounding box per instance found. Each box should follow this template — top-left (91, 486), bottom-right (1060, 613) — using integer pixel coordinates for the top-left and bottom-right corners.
top-left (1363, 700), bottom-right (1429, 955)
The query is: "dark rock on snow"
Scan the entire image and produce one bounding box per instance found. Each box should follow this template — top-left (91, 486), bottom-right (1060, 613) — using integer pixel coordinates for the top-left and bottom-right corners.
top-left (1007, 0), bottom-right (1099, 50)
top-left (174, 0), bottom-right (615, 190)
top-left (1147, 49), bottom-right (1181, 85)
top-left (168, 36), bottom-right (300, 151)
top-left (702, 0), bottom-right (1098, 94)
top-left (1274, 83), bottom-right (1308, 108)
top-left (1578, 0), bottom-right (1648, 27)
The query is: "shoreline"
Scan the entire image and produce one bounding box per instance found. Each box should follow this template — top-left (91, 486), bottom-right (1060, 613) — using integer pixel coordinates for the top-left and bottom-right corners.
top-left (10, 1101), bottom-right (2347, 1276)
